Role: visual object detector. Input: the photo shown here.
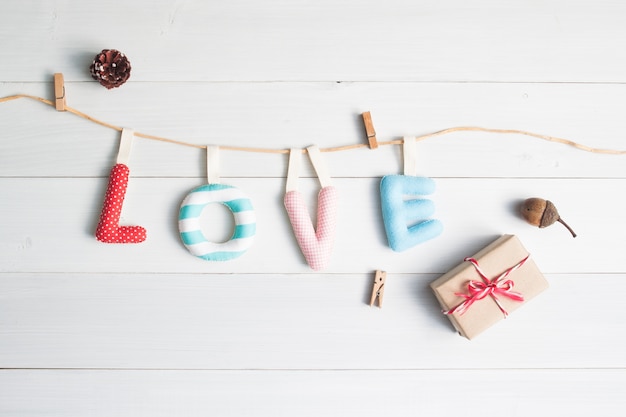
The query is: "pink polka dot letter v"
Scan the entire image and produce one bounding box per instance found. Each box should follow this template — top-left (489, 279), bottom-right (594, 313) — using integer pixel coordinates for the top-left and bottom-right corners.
top-left (95, 129), bottom-right (146, 243)
top-left (283, 146), bottom-right (338, 271)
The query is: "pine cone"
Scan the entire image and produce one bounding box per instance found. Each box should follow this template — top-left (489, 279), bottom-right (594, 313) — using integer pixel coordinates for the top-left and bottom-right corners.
top-left (89, 49), bottom-right (131, 89)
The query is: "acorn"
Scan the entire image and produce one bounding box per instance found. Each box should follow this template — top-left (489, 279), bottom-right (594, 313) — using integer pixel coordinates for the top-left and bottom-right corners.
top-left (520, 198), bottom-right (577, 238)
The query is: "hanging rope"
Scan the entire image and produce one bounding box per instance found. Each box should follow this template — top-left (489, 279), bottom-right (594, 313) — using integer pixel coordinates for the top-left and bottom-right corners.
top-left (2, 93), bottom-right (625, 155)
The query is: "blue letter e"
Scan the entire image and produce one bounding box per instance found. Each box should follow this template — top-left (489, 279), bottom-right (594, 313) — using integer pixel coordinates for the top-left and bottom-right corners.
top-left (380, 175), bottom-right (443, 252)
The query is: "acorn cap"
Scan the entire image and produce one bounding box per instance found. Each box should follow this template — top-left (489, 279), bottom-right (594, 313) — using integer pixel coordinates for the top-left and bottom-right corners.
top-left (539, 200), bottom-right (559, 228)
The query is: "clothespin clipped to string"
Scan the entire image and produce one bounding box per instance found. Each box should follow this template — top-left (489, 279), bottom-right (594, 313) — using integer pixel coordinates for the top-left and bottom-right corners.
top-left (53, 73), bottom-right (66, 111)
top-left (362, 111), bottom-right (378, 149)
top-left (370, 270), bottom-right (387, 308)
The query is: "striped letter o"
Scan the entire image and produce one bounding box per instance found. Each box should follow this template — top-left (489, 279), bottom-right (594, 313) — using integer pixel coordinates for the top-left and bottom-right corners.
top-left (178, 184), bottom-right (256, 261)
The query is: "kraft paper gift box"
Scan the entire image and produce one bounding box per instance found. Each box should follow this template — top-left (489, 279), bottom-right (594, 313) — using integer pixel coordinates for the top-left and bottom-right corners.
top-left (430, 234), bottom-right (548, 340)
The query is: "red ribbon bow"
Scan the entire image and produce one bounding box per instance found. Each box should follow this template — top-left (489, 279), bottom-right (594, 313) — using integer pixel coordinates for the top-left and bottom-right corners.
top-left (444, 255), bottom-right (529, 317)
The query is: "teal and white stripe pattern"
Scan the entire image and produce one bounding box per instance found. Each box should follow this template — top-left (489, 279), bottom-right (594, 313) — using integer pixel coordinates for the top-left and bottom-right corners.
top-left (178, 183), bottom-right (256, 261)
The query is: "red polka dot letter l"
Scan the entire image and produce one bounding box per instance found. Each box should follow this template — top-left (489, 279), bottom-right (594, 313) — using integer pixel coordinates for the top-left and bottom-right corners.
top-left (95, 129), bottom-right (146, 243)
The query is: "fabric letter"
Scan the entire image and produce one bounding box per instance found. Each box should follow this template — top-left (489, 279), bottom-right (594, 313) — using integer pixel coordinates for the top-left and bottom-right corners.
top-left (95, 163), bottom-right (147, 243)
top-left (380, 175), bottom-right (443, 251)
top-left (284, 186), bottom-right (338, 270)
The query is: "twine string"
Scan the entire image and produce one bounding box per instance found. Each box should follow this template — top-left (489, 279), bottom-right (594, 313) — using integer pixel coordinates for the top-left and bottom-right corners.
top-left (2, 93), bottom-right (626, 155)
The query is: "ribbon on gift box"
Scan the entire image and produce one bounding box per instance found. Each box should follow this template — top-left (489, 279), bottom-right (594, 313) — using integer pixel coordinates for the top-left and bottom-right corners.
top-left (444, 255), bottom-right (530, 317)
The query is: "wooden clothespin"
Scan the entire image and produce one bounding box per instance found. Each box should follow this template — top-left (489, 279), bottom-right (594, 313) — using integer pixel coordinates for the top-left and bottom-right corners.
top-left (369, 270), bottom-right (386, 308)
top-left (362, 111), bottom-right (378, 149)
top-left (53, 73), bottom-right (66, 111)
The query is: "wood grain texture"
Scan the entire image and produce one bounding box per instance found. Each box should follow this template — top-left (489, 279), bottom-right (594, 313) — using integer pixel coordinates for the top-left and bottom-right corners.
top-left (1, 1), bottom-right (626, 416)
top-left (1, 272), bottom-right (624, 369)
top-left (2, 82), bottom-right (626, 179)
top-left (2, 369), bottom-right (626, 417)
top-left (0, 177), bottom-right (622, 274)
top-left (2, 0), bottom-right (626, 83)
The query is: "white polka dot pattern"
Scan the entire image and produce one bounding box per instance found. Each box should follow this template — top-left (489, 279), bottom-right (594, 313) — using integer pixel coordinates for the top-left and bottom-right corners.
top-left (95, 163), bottom-right (147, 244)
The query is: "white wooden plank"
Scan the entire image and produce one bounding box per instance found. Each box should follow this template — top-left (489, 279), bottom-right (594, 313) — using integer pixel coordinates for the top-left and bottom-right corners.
top-left (1, 272), bottom-right (624, 369)
top-left (2, 2), bottom-right (626, 417)
top-left (2, 1), bottom-right (626, 83)
top-left (2, 82), bottom-right (626, 179)
top-left (1, 369), bottom-right (625, 417)
top-left (0, 177), bottom-right (622, 274)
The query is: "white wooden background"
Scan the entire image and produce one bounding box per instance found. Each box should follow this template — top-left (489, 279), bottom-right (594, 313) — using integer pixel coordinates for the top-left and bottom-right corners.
top-left (1, 1), bottom-right (626, 415)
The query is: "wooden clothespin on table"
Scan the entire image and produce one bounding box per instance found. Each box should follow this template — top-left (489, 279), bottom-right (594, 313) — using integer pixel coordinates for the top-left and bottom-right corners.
top-left (53, 73), bottom-right (66, 111)
top-left (362, 111), bottom-right (378, 149)
top-left (369, 270), bottom-right (386, 308)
